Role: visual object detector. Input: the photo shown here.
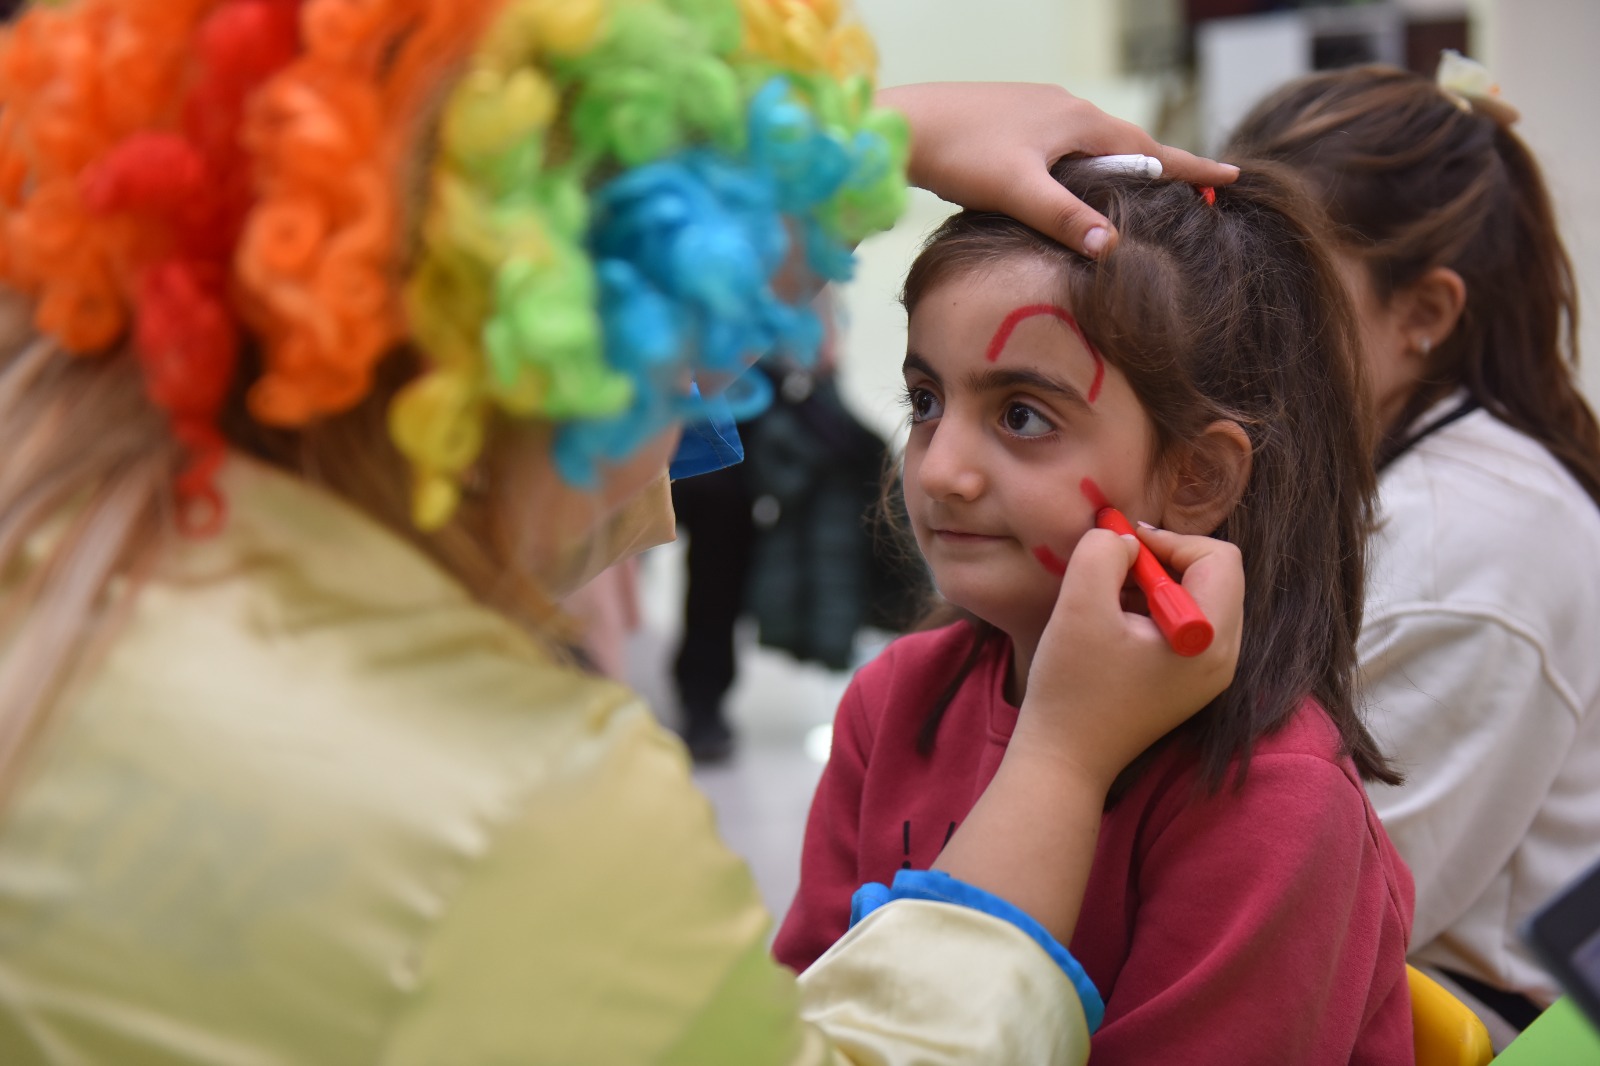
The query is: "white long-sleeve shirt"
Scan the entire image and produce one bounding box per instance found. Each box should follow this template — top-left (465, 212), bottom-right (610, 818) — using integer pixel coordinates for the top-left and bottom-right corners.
top-left (1361, 396), bottom-right (1600, 1007)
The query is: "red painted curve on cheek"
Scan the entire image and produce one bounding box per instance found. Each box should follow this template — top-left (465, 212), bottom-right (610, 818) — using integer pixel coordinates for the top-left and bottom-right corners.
top-left (1079, 477), bottom-right (1109, 510)
top-left (1034, 480), bottom-right (1110, 576)
top-left (984, 303), bottom-right (1106, 403)
top-left (1033, 545), bottom-right (1068, 576)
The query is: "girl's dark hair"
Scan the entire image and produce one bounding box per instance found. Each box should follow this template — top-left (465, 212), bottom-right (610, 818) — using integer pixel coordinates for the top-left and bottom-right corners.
top-left (900, 157), bottom-right (1397, 795)
top-left (1227, 65), bottom-right (1600, 503)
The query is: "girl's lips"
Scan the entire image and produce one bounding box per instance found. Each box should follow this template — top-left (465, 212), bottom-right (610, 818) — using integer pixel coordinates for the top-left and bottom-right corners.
top-left (934, 529), bottom-right (1005, 542)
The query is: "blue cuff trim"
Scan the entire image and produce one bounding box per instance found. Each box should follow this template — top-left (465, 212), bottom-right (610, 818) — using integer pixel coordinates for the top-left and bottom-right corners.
top-left (848, 868), bottom-right (1105, 1033)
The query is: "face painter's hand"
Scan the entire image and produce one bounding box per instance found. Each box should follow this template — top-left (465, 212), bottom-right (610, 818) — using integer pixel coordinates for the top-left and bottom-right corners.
top-left (1012, 525), bottom-right (1244, 793)
top-left (876, 82), bottom-right (1240, 258)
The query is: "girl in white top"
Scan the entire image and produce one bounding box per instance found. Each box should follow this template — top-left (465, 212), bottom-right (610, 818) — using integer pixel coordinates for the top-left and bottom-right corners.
top-left (1231, 60), bottom-right (1600, 1046)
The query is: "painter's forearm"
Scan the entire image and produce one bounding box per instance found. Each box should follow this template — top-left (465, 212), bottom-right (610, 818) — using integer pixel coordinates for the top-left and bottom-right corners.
top-left (933, 749), bottom-right (1106, 946)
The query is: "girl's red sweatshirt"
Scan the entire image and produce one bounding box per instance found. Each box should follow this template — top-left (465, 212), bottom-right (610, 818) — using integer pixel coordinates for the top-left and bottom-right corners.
top-left (775, 623), bottom-right (1416, 1066)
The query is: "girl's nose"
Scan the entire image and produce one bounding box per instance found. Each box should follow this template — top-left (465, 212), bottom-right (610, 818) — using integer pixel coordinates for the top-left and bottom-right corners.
top-left (915, 418), bottom-right (985, 502)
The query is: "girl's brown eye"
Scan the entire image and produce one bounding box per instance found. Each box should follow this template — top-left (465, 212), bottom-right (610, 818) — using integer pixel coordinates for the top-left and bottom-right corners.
top-left (1004, 402), bottom-right (1054, 437)
top-left (908, 387), bottom-right (943, 423)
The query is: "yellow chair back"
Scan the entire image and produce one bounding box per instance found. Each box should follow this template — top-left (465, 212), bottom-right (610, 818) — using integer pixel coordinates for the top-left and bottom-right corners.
top-left (1409, 965), bottom-right (1495, 1066)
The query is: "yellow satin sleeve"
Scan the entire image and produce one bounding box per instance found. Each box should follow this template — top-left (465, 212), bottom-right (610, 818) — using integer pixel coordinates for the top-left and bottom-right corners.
top-left (380, 698), bottom-right (1092, 1065)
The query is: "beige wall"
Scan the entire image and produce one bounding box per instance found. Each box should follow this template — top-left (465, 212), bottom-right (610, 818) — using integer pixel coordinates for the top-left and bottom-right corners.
top-left (841, 1), bottom-right (1131, 444)
top-left (1483, 0), bottom-right (1600, 402)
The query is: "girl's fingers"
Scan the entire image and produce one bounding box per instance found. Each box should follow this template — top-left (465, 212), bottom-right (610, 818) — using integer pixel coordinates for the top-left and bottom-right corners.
top-left (1134, 523), bottom-right (1233, 574)
top-left (883, 82), bottom-right (1241, 260)
top-left (1057, 528), bottom-right (1141, 615)
top-left (1134, 524), bottom-right (1245, 628)
top-left (1076, 117), bottom-right (1240, 188)
top-left (1144, 144), bottom-right (1241, 187)
top-left (1018, 128), bottom-right (1238, 257)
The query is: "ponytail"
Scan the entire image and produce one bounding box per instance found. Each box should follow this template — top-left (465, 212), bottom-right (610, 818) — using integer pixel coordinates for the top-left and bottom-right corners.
top-left (1467, 123), bottom-right (1600, 505)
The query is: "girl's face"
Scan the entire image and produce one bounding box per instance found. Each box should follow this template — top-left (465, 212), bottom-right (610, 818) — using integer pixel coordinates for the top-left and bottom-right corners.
top-left (1332, 249), bottom-right (1421, 434)
top-left (903, 257), bottom-right (1165, 641)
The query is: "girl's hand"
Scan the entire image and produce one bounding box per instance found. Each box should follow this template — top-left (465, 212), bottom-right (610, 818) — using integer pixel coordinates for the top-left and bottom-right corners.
top-left (933, 528), bottom-right (1241, 942)
top-left (1012, 525), bottom-right (1245, 794)
top-left (876, 82), bottom-right (1240, 259)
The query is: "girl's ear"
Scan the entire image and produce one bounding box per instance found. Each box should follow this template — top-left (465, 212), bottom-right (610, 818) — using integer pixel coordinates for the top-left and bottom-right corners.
top-left (1159, 420), bottom-right (1253, 535)
top-left (1396, 266), bottom-right (1467, 352)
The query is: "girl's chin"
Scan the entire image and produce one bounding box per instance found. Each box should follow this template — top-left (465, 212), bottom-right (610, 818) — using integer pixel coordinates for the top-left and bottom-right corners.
top-left (935, 586), bottom-right (1053, 638)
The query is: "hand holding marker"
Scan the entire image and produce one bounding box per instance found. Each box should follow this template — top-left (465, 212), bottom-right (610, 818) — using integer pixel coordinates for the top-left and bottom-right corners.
top-left (1053, 153), bottom-right (1213, 657)
top-left (1096, 508), bottom-right (1214, 657)
top-left (1085, 154), bottom-right (1209, 656)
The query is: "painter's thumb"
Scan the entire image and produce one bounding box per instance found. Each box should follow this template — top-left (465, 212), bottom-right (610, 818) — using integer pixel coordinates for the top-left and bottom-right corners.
top-left (1015, 171), bottom-right (1116, 259)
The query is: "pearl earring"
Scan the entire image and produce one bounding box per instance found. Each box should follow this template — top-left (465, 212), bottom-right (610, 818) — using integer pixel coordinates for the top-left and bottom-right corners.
top-left (1417, 336), bottom-right (1433, 356)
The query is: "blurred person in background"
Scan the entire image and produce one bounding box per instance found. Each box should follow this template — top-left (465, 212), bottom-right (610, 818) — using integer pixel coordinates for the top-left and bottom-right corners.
top-left (675, 287), bottom-right (922, 763)
top-left (667, 291), bottom-right (849, 764)
top-left (1231, 57), bottom-right (1600, 1046)
top-left (0, 1), bottom-right (1241, 1061)
top-left (669, 400), bottom-right (761, 759)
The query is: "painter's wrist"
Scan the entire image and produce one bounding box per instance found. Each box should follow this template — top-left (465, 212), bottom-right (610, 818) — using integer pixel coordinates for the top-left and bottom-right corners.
top-left (1009, 702), bottom-right (1128, 799)
top-left (999, 727), bottom-right (1118, 811)
top-left (872, 84), bottom-right (931, 186)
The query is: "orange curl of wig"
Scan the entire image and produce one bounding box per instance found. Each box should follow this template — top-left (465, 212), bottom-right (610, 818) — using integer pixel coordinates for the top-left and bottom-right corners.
top-left (0, 0), bottom-right (301, 530)
top-left (0, 0), bottom-right (219, 352)
top-left (235, 0), bottom-right (506, 429)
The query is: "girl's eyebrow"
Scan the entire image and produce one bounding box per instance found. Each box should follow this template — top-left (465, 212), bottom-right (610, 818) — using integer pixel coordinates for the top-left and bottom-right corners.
top-left (903, 351), bottom-right (940, 382)
top-left (966, 366), bottom-right (1093, 413)
top-left (904, 352), bottom-right (1092, 412)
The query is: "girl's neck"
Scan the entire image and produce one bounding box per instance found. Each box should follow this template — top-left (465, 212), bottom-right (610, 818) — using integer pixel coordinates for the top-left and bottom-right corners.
top-left (1002, 626), bottom-right (1042, 706)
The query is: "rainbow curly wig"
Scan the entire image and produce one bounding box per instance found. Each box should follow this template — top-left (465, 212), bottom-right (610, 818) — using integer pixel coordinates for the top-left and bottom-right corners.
top-left (0, 0), bottom-right (907, 530)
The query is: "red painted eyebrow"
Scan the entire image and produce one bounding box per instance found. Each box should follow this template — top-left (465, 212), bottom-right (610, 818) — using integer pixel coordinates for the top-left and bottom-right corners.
top-left (984, 303), bottom-right (1105, 403)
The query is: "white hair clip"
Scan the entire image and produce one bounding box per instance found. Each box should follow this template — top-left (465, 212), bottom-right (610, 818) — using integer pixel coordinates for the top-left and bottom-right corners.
top-left (1436, 49), bottom-right (1520, 127)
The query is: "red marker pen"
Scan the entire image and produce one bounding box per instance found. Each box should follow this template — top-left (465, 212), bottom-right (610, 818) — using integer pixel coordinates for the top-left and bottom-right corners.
top-left (1095, 507), bottom-right (1214, 657)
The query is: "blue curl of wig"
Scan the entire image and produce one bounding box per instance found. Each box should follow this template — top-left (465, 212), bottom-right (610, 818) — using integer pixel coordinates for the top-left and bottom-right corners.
top-left (553, 77), bottom-right (885, 487)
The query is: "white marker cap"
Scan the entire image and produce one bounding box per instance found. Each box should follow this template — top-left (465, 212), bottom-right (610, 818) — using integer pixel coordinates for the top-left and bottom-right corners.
top-left (1079, 154), bottom-right (1163, 180)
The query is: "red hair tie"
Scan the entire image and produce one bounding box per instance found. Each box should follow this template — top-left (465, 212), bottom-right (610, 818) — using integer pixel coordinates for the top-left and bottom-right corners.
top-left (1197, 184), bottom-right (1217, 207)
